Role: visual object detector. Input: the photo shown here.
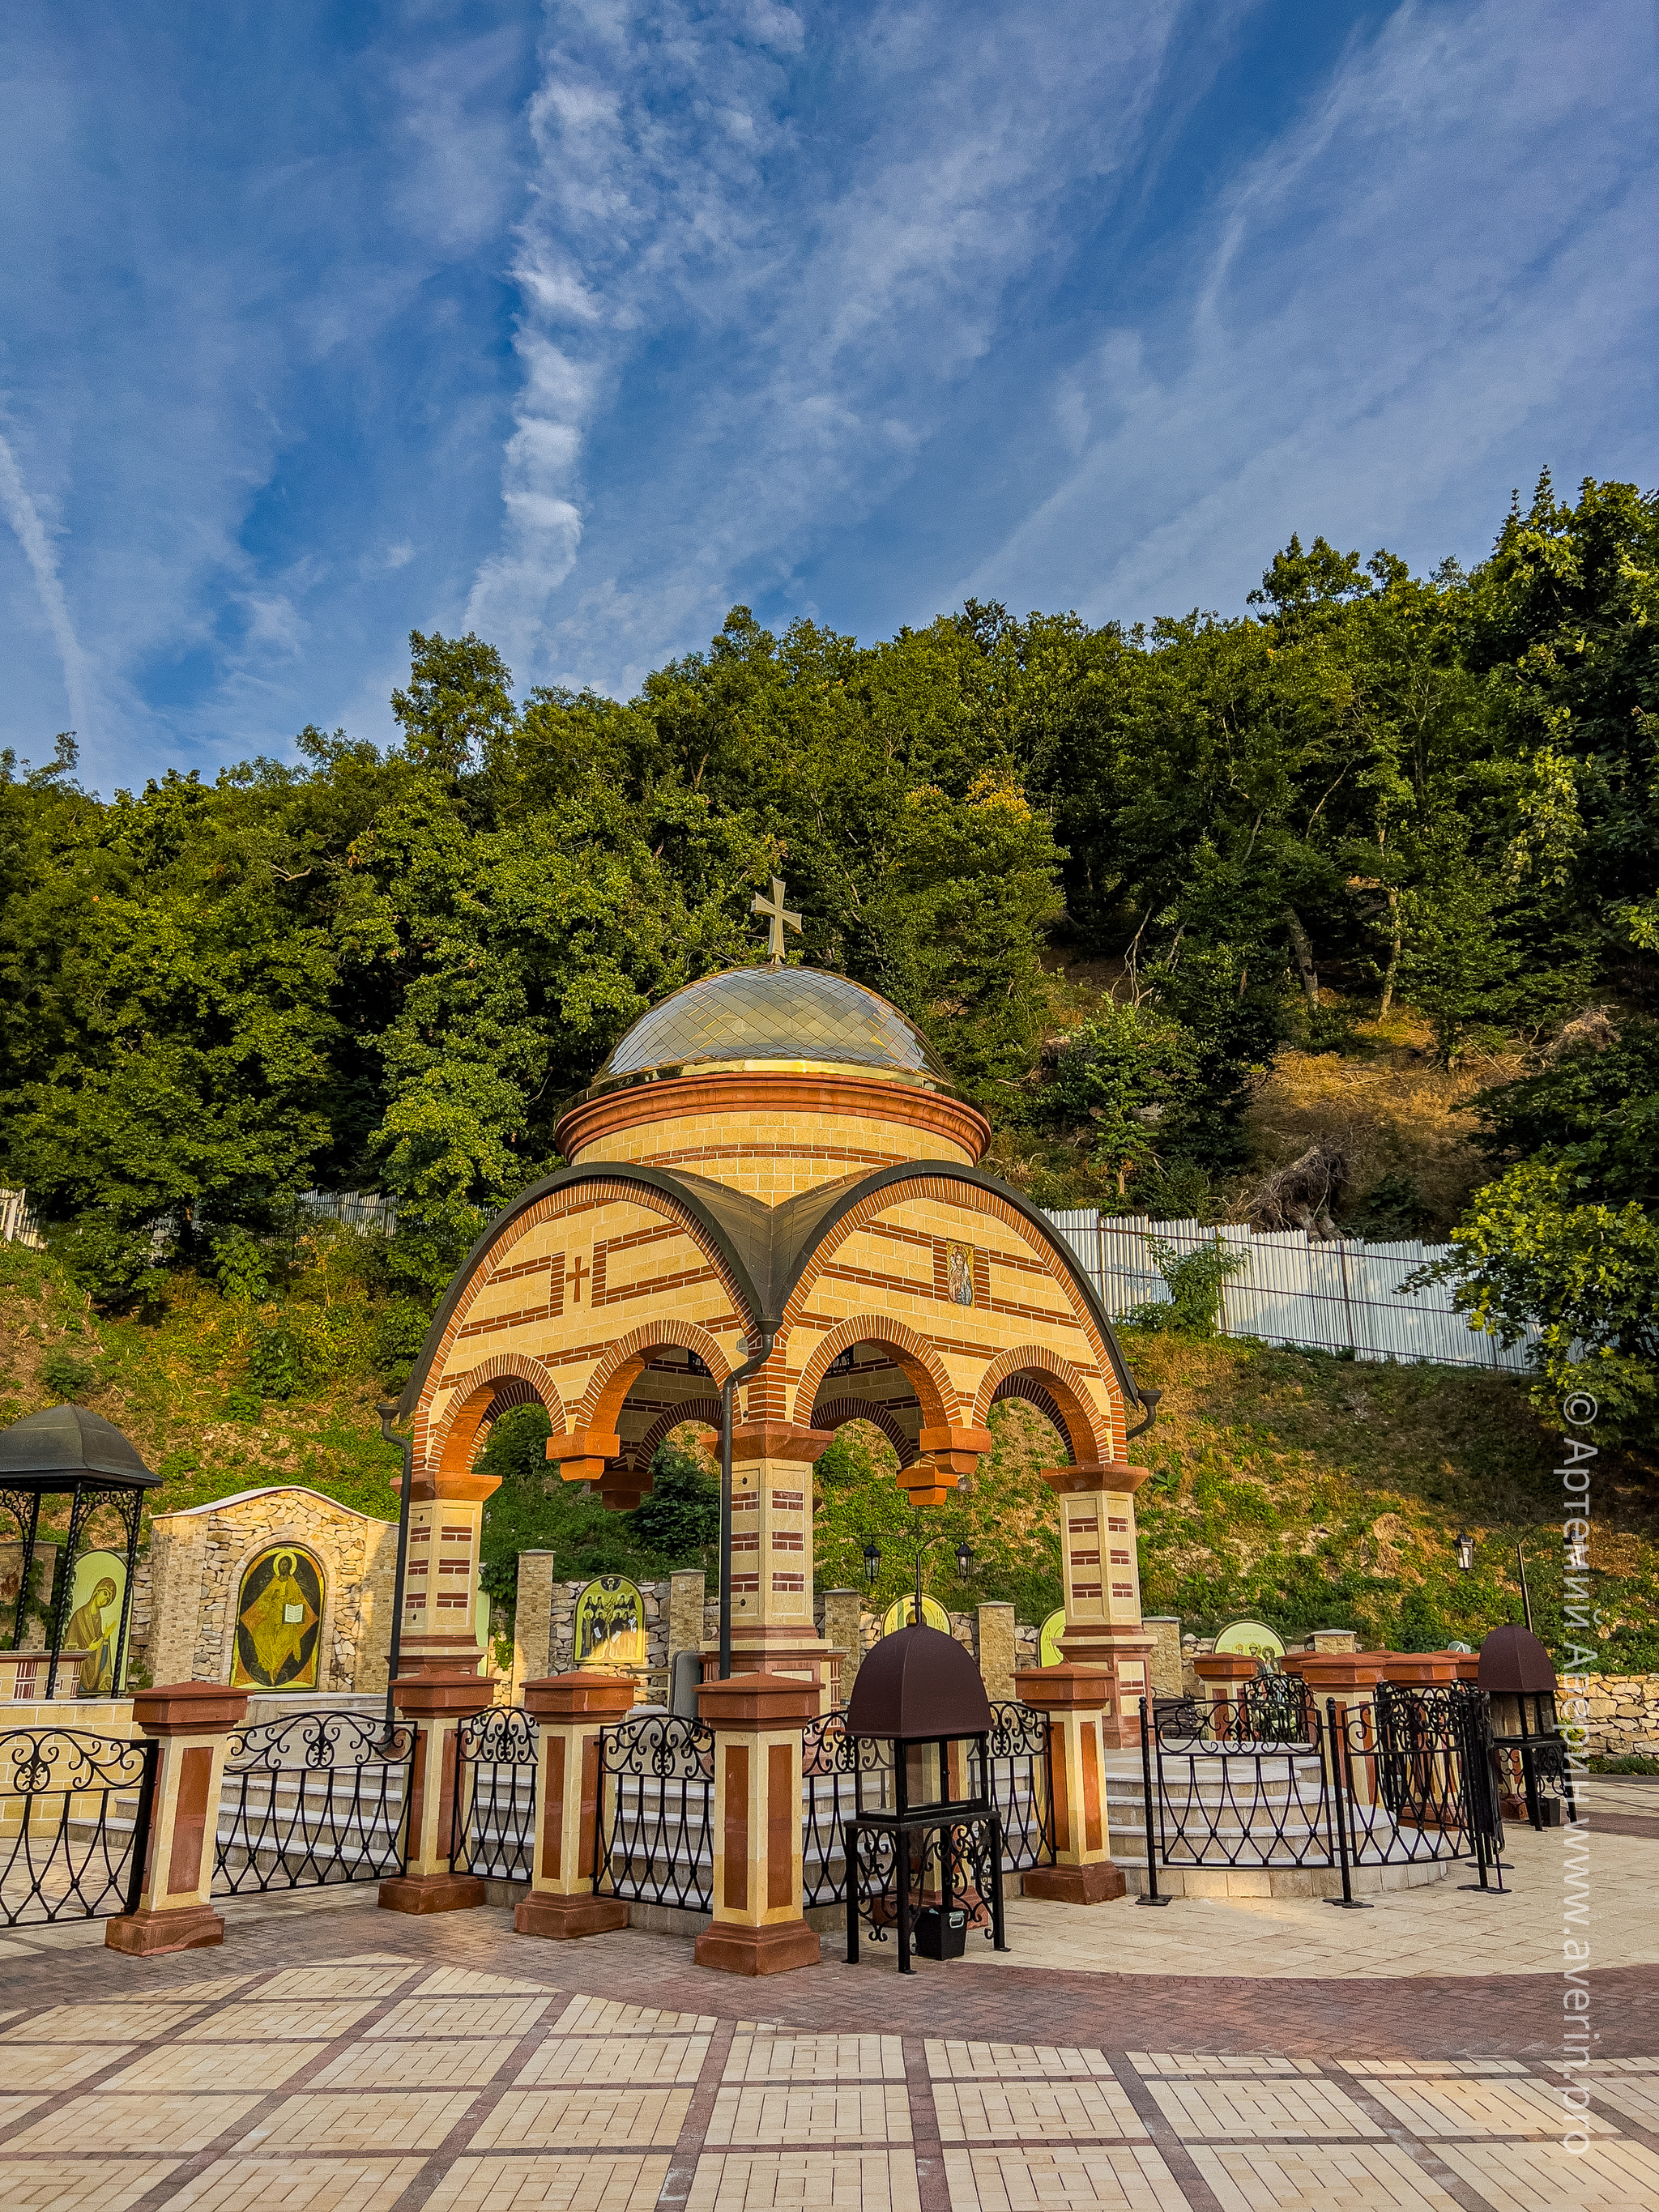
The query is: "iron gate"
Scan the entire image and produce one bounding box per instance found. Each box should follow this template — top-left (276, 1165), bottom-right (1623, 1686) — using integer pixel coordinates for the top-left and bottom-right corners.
top-left (450, 1706), bottom-right (537, 1882)
top-left (592, 1710), bottom-right (715, 1912)
top-left (0, 1724), bottom-right (157, 1926)
top-left (215, 1709), bottom-right (414, 1895)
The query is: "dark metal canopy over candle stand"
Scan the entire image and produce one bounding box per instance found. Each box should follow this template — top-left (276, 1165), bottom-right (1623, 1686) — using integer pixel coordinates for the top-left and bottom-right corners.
top-left (0, 1404), bottom-right (160, 1699)
top-left (842, 1622), bottom-right (1009, 1973)
top-left (1478, 1624), bottom-right (1577, 1829)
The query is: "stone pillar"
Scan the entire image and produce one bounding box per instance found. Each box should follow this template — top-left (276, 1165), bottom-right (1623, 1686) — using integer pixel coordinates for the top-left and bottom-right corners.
top-left (378, 1668), bottom-right (495, 1914)
top-left (1309, 1626), bottom-right (1358, 1654)
top-left (396, 1456), bottom-right (501, 1679)
top-left (1043, 1462), bottom-right (1155, 1746)
top-left (106, 1683), bottom-right (248, 1955)
top-left (693, 1673), bottom-right (821, 1976)
top-left (1192, 1652), bottom-right (1257, 1730)
top-left (977, 1602), bottom-right (1016, 1703)
top-left (514, 1672), bottom-right (636, 1940)
top-left (1284, 1652), bottom-right (1390, 1810)
top-left (1142, 1616), bottom-right (1183, 1698)
top-left (1015, 1664), bottom-right (1125, 1904)
top-left (512, 1553), bottom-right (558, 1703)
top-left (143, 1517), bottom-right (209, 1690)
top-left (1381, 1652), bottom-right (1460, 1686)
top-left (718, 1424), bottom-right (838, 1703)
top-left (821, 1590), bottom-right (861, 1707)
top-left (668, 1571), bottom-right (706, 1678)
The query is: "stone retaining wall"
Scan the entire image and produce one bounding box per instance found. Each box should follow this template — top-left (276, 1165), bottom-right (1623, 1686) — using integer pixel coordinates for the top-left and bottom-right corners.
top-left (1570, 1673), bottom-right (1659, 1762)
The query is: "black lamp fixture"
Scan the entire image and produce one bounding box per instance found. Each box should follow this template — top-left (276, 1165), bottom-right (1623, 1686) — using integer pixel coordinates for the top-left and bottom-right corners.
top-left (863, 1539), bottom-right (883, 1586)
top-left (1454, 1530), bottom-right (1475, 1573)
top-left (955, 1537), bottom-right (974, 1580)
top-left (860, 1516), bottom-right (974, 1625)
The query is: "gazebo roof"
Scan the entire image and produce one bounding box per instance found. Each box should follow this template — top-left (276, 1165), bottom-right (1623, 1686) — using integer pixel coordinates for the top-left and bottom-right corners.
top-left (0, 1403), bottom-right (160, 1491)
top-left (1477, 1624), bottom-right (1557, 1694)
top-left (846, 1622), bottom-right (993, 1741)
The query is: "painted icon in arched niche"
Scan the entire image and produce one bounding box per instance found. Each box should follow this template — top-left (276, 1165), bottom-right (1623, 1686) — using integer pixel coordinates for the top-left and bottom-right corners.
top-left (574, 1574), bottom-right (645, 1669)
top-left (231, 1545), bottom-right (324, 1689)
top-left (881, 1593), bottom-right (951, 1635)
top-left (67, 1549), bottom-right (127, 1693)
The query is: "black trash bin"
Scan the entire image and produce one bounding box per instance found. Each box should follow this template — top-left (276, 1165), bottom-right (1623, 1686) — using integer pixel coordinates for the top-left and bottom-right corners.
top-left (913, 1906), bottom-right (967, 1960)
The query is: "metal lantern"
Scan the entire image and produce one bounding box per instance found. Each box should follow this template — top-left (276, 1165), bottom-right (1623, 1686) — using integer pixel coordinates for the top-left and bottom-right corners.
top-left (863, 1539), bottom-right (882, 1585)
top-left (1455, 1531), bottom-right (1475, 1572)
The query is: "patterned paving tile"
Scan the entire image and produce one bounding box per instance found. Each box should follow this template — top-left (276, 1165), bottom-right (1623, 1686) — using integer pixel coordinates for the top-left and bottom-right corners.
top-left (101, 2040), bottom-right (327, 2091)
top-left (686, 2150), bottom-right (922, 2211)
top-left (549, 1993), bottom-right (718, 2037)
top-left (4, 2094), bottom-right (262, 2154)
top-left (941, 2144), bottom-right (1188, 2211)
top-left (1146, 2078), bottom-right (1382, 2142)
top-left (165, 2156), bottom-right (429, 2210)
top-left (0, 2158), bottom-right (181, 2210)
top-left (932, 2079), bottom-right (1145, 2144)
top-left (121, 1975), bottom-right (254, 2002)
top-left (416, 1967), bottom-right (558, 1997)
top-left (180, 2000), bottom-right (378, 2041)
top-left (21, 2003), bottom-right (205, 2041)
top-left (1, 2046), bottom-right (130, 2090)
top-left (1334, 2059), bottom-right (1529, 2077)
top-left (424, 2154), bottom-right (675, 2210)
top-left (367, 1996), bottom-right (549, 2039)
top-left (252, 1965), bottom-right (420, 2001)
top-left (470, 2085), bottom-right (693, 2150)
top-left (1362, 2078), bottom-right (1620, 2138)
top-left (516, 2034), bottom-right (710, 2085)
top-left (0, 2097), bottom-right (45, 2135)
top-left (1128, 2052), bottom-right (1324, 2078)
top-left (1553, 2056), bottom-right (1659, 2074)
top-left (1188, 2142), bottom-right (1465, 2210)
top-left (707, 2086), bottom-right (912, 2147)
top-left (234, 2089), bottom-right (480, 2153)
top-left (926, 2041), bottom-right (1114, 2080)
top-left (727, 2034), bottom-right (905, 2082)
top-left (313, 2037), bottom-right (520, 2088)
top-left (1577, 2073), bottom-right (1659, 2129)
top-left (1435, 2137), bottom-right (1659, 2209)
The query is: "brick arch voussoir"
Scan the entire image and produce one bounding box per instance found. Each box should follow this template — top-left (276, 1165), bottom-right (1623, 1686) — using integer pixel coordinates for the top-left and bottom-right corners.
top-left (577, 1321), bottom-right (735, 1439)
top-left (807, 1396), bottom-right (919, 1469)
top-left (971, 1345), bottom-right (1112, 1464)
top-left (629, 1398), bottom-right (723, 1473)
top-left (432, 1353), bottom-right (568, 1482)
top-left (790, 1316), bottom-right (958, 1434)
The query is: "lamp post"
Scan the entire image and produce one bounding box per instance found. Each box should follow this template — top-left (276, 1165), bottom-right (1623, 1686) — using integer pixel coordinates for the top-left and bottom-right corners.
top-left (862, 1515), bottom-right (973, 1627)
top-left (1454, 1530), bottom-right (1475, 1573)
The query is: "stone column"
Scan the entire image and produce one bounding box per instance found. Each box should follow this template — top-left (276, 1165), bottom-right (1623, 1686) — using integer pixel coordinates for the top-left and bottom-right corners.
top-left (512, 1552), bottom-right (558, 1703)
top-left (378, 1667), bottom-right (496, 1914)
top-left (693, 1672), bottom-right (821, 1976)
top-left (514, 1672), bottom-right (636, 1940)
top-left (1015, 1663), bottom-right (1126, 1905)
top-left (1283, 1652), bottom-right (1391, 1811)
top-left (106, 1682), bottom-right (248, 1956)
top-left (1380, 1652), bottom-right (1460, 1687)
top-left (719, 1423), bottom-right (839, 1703)
top-left (396, 1457), bottom-right (501, 1679)
top-left (1141, 1616), bottom-right (1183, 1698)
top-left (820, 1590), bottom-right (861, 1707)
top-left (668, 1571), bottom-right (706, 1681)
top-left (976, 1602), bottom-right (1016, 1703)
top-left (1192, 1652), bottom-right (1257, 1731)
top-left (1043, 1462), bottom-right (1155, 1746)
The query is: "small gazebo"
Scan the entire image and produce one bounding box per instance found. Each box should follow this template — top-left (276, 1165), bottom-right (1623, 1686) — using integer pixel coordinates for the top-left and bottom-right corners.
top-left (0, 1404), bottom-right (159, 1698)
top-left (843, 1622), bottom-right (1009, 1970)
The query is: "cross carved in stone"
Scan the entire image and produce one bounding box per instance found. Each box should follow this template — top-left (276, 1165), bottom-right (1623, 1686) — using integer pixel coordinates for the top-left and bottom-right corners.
top-left (751, 876), bottom-right (802, 966)
top-left (565, 1255), bottom-right (591, 1304)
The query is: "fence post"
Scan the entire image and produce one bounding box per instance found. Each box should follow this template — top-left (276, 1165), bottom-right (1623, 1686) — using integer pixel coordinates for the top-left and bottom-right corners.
top-left (105, 1681), bottom-right (248, 1956)
top-left (1013, 1663), bottom-right (1126, 1903)
top-left (379, 1667), bottom-right (495, 1915)
top-left (1192, 1652), bottom-right (1256, 1733)
top-left (694, 1671), bottom-right (821, 1976)
top-left (514, 1671), bottom-right (636, 1941)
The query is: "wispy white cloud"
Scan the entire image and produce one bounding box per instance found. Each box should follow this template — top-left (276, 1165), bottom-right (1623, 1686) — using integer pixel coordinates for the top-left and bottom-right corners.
top-left (0, 424), bottom-right (89, 738)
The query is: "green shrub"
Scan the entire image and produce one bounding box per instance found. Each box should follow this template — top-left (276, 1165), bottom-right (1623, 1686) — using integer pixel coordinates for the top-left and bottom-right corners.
top-left (37, 1349), bottom-right (96, 1400)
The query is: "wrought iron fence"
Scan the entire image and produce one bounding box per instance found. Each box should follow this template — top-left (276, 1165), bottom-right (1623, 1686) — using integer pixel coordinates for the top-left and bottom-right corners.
top-left (450, 1706), bottom-right (538, 1882)
top-left (1137, 1681), bottom-right (1506, 1902)
top-left (802, 1707), bottom-right (893, 1909)
top-left (970, 1701), bottom-right (1056, 1872)
top-left (0, 1725), bottom-right (156, 1925)
top-left (214, 1710), bottom-right (414, 1895)
top-left (593, 1710), bottom-right (715, 1912)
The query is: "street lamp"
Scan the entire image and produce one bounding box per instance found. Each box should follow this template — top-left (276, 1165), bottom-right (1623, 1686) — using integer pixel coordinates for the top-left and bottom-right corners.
top-left (1454, 1531), bottom-right (1475, 1573)
top-left (862, 1514), bottom-right (973, 1627)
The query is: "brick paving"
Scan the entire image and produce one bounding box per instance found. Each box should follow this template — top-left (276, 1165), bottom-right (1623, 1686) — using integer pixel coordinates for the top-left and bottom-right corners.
top-left (0, 1894), bottom-right (1655, 2212)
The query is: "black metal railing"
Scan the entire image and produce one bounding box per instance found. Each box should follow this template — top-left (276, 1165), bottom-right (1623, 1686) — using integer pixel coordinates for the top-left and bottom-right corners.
top-left (802, 1708), bottom-right (893, 1909)
top-left (971, 1700), bottom-right (1056, 1873)
top-left (214, 1710), bottom-right (414, 1895)
top-left (450, 1706), bottom-right (537, 1882)
top-left (0, 1726), bottom-right (157, 1925)
top-left (1137, 1681), bottom-right (1506, 1902)
top-left (593, 1710), bottom-right (715, 1912)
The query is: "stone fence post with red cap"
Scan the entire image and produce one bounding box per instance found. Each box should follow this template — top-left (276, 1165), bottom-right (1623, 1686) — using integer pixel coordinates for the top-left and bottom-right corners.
top-left (694, 1672), bottom-right (821, 1975)
top-left (514, 1672), bottom-right (636, 1941)
top-left (106, 1682), bottom-right (248, 1955)
top-left (1015, 1663), bottom-right (1126, 1904)
top-left (379, 1667), bottom-right (497, 1914)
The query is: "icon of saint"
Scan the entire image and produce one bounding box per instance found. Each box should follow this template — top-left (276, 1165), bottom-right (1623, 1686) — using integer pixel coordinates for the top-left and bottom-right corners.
top-left (68, 1575), bottom-right (119, 1693)
top-left (238, 1549), bottom-right (318, 1683)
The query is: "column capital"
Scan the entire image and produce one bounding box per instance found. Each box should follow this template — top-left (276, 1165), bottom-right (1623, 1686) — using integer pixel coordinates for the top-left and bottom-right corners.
top-left (1192, 1653), bottom-right (1258, 1686)
top-left (729, 1422), bottom-right (837, 1464)
top-left (1039, 1462), bottom-right (1152, 1495)
top-left (390, 1668), bottom-right (497, 1720)
top-left (130, 1683), bottom-right (249, 1737)
top-left (1281, 1652), bottom-right (1390, 1693)
top-left (522, 1671), bottom-right (638, 1722)
top-left (1016, 1661), bottom-right (1114, 1713)
top-left (1380, 1652), bottom-right (1461, 1686)
top-left (697, 1670), bottom-right (821, 1728)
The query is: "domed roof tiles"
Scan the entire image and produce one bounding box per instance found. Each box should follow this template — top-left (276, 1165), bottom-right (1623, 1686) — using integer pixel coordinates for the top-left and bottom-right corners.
top-left (591, 965), bottom-right (951, 1090)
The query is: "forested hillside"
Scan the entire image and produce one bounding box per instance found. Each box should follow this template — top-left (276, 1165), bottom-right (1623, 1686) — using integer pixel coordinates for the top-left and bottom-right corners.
top-left (2, 471), bottom-right (1655, 1460)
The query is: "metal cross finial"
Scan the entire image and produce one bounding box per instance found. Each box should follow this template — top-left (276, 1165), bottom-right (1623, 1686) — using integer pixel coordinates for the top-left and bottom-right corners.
top-left (751, 876), bottom-right (802, 966)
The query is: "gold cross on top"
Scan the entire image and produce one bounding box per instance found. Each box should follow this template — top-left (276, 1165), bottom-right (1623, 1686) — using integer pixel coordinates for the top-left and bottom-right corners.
top-left (751, 876), bottom-right (802, 967)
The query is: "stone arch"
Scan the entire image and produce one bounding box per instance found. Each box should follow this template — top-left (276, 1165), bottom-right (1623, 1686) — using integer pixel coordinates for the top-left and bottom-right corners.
top-left (432, 1353), bottom-right (567, 1484)
top-left (807, 1396), bottom-right (919, 1468)
top-left (790, 1317), bottom-right (957, 1435)
top-left (575, 1321), bottom-right (736, 1440)
top-left (629, 1398), bottom-right (723, 1473)
top-left (971, 1345), bottom-right (1111, 1465)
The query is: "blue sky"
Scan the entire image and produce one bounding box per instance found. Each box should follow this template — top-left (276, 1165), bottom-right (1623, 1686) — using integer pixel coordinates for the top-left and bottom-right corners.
top-left (2, 1), bottom-right (1654, 793)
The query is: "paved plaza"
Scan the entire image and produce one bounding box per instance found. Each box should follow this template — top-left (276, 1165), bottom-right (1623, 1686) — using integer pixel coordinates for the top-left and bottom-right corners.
top-left (0, 1781), bottom-right (1654, 2212)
